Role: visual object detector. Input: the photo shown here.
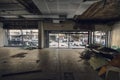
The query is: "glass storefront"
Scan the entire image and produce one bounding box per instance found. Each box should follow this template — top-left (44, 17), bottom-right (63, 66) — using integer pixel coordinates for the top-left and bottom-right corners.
top-left (49, 32), bottom-right (88, 48)
top-left (94, 31), bottom-right (106, 46)
top-left (7, 30), bottom-right (109, 48)
top-left (8, 29), bottom-right (38, 47)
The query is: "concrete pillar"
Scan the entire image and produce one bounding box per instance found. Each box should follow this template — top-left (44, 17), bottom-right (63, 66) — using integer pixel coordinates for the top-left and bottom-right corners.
top-left (107, 31), bottom-right (112, 47)
top-left (88, 31), bottom-right (92, 44)
top-left (3, 30), bottom-right (8, 46)
top-left (0, 22), bottom-right (4, 47)
top-left (38, 21), bottom-right (44, 49)
top-left (0, 22), bottom-right (8, 47)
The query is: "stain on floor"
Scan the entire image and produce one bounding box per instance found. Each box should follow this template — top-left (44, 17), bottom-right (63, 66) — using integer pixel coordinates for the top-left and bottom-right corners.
top-left (11, 52), bottom-right (28, 58)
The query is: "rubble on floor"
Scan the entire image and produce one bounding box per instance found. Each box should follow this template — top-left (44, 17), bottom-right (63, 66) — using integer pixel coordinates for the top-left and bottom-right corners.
top-left (89, 56), bottom-right (108, 70)
top-left (80, 44), bottom-right (120, 80)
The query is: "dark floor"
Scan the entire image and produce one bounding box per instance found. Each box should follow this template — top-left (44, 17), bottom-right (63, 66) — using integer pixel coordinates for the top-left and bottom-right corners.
top-left (0, 47), bottom-right (102, 80)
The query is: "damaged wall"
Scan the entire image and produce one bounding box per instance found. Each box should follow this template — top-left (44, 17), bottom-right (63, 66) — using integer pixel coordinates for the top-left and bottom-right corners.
top-left (111, 21), bottom-right (120, 47)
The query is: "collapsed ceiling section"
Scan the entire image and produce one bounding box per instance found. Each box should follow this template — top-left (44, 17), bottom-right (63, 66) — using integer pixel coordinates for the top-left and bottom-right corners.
top-left (75, 0), bottom-right (120, 23)
top-left (73, 0), bottom-right (120, 30)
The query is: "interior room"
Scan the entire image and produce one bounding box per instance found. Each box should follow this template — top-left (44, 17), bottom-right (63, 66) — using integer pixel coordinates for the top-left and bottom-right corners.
top-left (0, 0), bottom-right (120, 80)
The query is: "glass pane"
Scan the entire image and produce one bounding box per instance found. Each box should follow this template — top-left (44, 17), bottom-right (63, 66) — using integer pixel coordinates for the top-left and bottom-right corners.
top-left (49, 33), bottom-right (59, 48)
top-left (69, 32), bottom-right (88, 48)
top-left (58, 33), bottom-right (68, 48)
top-left (22, 29), bottom-right (38, 47)
top-left (8, 29), bottom-right (38, 47)
top-left (94, 31), bottom-right (106, 46)
top-left (49, 32), bottom-right (88, 48)
top-left (9, 30), bottom-right (22, 46)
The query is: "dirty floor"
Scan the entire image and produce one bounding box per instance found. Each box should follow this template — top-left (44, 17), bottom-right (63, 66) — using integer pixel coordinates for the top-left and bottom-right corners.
top-left (0, 47), bottom-right (102, 80)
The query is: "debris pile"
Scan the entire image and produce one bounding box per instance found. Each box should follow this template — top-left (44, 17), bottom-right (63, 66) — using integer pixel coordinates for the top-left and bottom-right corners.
top-left (80, 44), bottom-right (120, 80)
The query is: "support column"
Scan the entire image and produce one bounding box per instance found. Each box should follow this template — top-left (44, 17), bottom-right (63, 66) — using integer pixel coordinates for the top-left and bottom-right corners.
top-left (88, 31), bottom-right (92, 44)
top-left (91, 31), bottom-right (95, 44)
top-left (38, 21), bottom-right (44, 49)
top-left (0, 22), bottom-right (8, 47)
top-left (105, 31), bottom-right (111, 47)
top-left (3, 30), bottom-right (8, 46)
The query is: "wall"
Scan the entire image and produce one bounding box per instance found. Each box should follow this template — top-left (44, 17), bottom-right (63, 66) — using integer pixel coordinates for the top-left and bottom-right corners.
top-left (111, 21), bottom-right (120, 48)
top-left (43, 21), bottom-right (75, 31)
top-left (43, 21), bottom-right (113, 31)
top-left (38, 22), bottom-right (44, 49)
top-left (0, 22), bottom-right (4, 47)
top-left (0, 22), bottom-right (8, 47)
top-left (3, 30), bottom-right (8, 46)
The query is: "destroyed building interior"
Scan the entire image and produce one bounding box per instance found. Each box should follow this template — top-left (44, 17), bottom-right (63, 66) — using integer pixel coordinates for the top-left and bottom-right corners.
top-left (0, 0), bottom-right (120, 80)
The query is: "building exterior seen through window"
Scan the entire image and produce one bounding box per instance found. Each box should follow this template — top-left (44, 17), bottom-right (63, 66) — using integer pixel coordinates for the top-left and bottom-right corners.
top-left (94, 31), bottom-right (106, 46)
top-left (8, 30), bottom-right (107, 48)
top-left (49, 32), bottom-right (88, 48)
top-left (8, 30), bottom-right (38, 47)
